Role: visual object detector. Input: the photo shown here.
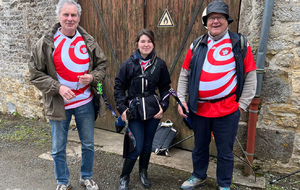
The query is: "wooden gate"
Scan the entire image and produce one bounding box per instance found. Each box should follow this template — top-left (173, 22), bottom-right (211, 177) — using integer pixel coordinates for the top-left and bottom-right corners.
top-left (78, 0), bottom-right (241, 150)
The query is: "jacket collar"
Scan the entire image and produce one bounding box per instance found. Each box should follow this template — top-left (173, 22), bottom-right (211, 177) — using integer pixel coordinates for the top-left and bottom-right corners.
top-left (132, 49), bottom-right (156, 61)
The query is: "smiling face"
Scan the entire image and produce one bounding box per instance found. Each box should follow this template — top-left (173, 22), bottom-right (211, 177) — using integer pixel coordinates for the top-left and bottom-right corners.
top-left (206, 13), bottom-right (228, 36)
top-left (58, 3), bottom-right (80, 36)
top-left (137, 34), bottom-right (154, 59)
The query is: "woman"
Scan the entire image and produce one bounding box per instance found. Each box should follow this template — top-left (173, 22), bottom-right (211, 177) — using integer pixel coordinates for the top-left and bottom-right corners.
top-left (114, 29), bottom-right (171, 190)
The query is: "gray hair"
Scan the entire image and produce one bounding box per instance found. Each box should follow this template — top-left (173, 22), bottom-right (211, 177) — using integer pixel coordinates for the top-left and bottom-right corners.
top-left (55, 0), bottom-right (82, 18)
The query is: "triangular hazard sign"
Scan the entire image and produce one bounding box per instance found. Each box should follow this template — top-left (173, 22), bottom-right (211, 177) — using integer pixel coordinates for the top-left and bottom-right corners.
top-left (157, 9), bottom-right (174, 27)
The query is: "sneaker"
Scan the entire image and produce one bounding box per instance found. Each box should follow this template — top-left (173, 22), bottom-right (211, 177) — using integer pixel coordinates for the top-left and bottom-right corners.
top-left (181, 175), bottom-right (205, 190)
top-left (219, 187), bottom-right (231, 190)
top-left (56, 182), bottom-right (71, 190)
top-left (79, 178), bottom-right (99, 190)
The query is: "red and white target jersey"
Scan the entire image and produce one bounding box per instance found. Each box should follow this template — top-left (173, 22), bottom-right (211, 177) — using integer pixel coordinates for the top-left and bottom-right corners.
top-left (182, 32), bottom-right (256, 117)
top-left (200, 33), bottom-right (237, 100)
top-left (53, 29), bottom-right (93, 110)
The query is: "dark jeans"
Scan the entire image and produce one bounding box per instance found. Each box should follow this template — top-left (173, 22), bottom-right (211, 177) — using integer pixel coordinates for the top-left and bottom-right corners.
top-left (127, 118), bottom-right (160, 160)
top-left (191, 109), bottom-right (240, 187)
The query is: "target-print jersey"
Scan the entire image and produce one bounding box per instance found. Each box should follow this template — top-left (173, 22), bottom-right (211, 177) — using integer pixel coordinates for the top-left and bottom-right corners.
top-left (53, 29), bottom-right (93, 109)
top-left (199, 33), bottom-right (236, 100)
top-left (182, 32), bottom-right (256, 117)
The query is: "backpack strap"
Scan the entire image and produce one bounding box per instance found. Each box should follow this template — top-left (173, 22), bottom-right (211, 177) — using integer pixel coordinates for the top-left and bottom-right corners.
top-left (240, 34), bottom-right (248, 60)
top-left (191, 35), bottom-right (204, 54)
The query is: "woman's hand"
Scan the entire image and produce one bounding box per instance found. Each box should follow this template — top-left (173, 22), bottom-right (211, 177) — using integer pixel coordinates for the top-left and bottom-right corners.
top-left (178, 102), bottom-right (189, 118)
top-left (121, 108), bottom-right (129, 122)
top-left (154, 105), bottom-right (163, 119)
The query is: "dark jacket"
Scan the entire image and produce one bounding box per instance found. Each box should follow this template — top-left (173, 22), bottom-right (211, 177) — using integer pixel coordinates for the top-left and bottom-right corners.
top-left (188, 31), bottom-right (245, 113)
top-left (114, 51), bottom-right (171, 120)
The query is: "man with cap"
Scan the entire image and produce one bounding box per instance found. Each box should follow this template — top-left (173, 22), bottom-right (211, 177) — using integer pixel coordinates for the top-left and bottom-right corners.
top-left (177, 0), bottom-right (257, 189)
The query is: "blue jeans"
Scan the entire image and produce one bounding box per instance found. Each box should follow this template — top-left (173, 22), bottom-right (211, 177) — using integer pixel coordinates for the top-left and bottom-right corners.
top-left (50, 100), bottom-right (95, 185)
top-left (191, 109), bottom-right (240, 187)
top-left (127, 118), bottom-right (160, 160)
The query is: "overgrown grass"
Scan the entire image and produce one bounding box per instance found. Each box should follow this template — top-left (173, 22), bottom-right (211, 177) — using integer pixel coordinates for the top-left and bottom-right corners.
top-left (0, 121), bottom-right (52, 147)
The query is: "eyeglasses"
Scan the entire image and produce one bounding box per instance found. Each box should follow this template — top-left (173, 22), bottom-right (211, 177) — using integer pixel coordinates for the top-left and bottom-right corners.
top-left (207, 16), bottom-right (226, 22)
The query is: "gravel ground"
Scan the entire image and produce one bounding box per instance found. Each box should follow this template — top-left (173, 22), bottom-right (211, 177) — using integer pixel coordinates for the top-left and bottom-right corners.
top-left (0, 113), bottom-right (300, 190)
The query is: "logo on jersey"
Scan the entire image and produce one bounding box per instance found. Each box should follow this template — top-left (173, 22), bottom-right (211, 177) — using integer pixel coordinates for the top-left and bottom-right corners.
top-left (220, 47), bottom-right (231, 56)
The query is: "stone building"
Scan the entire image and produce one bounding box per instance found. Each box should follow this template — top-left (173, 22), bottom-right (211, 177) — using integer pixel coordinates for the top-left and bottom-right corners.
top-left (239, 0), bottom-right (300, 174)
top-left (0, 0), bottom-right (299, 176)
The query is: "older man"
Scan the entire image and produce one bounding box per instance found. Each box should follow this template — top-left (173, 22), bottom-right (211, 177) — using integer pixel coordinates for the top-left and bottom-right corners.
top-left (29, 0), bottom-right (107, 189)
top-left (177, 1), bottom-right (257, 189)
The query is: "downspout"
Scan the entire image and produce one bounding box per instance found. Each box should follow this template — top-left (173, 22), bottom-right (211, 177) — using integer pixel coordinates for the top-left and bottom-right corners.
top-left (244, 0), bottom-right (274, 174)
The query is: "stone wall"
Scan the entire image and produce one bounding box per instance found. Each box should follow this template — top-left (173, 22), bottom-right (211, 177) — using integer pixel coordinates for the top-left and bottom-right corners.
top-left (0, 0), bottom-right (58, 119)
top-left (0, 0), bottom-right (299, 174)
top-left (239, 0), bottom-right (300, 174)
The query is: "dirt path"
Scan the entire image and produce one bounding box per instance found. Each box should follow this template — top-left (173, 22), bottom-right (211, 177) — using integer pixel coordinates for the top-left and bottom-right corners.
top-left (1, 113), bottom-right (299, 190)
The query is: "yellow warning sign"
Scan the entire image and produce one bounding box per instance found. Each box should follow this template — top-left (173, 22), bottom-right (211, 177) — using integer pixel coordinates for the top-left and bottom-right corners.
top-left (157, 9), bottom-right (174, 27)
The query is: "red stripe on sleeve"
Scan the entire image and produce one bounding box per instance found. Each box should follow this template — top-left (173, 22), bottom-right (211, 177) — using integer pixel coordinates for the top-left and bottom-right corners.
top-left (243, 44), bottom-right (257, 73)
top-left (182, 48), bottom-right (193, 70)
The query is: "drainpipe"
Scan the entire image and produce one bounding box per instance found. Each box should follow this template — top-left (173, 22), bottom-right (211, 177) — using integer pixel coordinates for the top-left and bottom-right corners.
top-left (244, 0), bottom-right (274, 175)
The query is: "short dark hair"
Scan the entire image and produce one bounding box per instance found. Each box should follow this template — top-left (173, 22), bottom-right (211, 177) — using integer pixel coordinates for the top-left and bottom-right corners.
top-left (135, 29), bottom-right (155, 48)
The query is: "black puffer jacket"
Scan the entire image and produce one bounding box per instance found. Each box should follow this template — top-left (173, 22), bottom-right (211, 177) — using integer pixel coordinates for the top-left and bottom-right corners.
top-left (114, 51), bottom-right (171, 120)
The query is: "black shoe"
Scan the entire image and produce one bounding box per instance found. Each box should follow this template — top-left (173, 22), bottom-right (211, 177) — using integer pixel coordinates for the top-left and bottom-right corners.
top-left (119, 175), bottom-right (129, 190)
top-left (139, 168), bottom-right (151, 188)
top-left (119, 158), bottom-right (136, 190)
top-left (139, 152), bottom-right (152, 188)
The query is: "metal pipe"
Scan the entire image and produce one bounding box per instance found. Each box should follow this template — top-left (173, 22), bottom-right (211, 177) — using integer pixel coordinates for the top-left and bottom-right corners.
top-left (244, 0), bottom-right (274, 175)
top-left (255, 0), bottom-right (274, 98)
top-left (245, 97), bottom-right (260, 174)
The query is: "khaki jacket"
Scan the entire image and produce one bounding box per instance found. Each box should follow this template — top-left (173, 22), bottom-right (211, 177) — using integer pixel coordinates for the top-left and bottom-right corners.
top-left (29, 23), bottom-right (107, 120)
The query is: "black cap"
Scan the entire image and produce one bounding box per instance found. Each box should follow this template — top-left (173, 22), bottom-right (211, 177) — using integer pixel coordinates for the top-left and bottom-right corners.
top-left (202, 0), bottom-right (233, 27)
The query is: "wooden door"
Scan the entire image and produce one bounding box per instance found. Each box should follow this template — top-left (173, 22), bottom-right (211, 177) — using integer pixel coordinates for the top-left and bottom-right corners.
top-left (78, 0), bottom-right (241, 150)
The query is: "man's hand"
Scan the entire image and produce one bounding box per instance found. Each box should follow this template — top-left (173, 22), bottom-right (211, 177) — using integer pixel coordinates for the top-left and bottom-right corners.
top-left (78, 74), bottom-right (93, 85)
top-left (59, 85), bottom-right (76, 102)
top-left (178, 102), bottom-right (189, 118)
top-left (239, 107), bottom-right (244, 114)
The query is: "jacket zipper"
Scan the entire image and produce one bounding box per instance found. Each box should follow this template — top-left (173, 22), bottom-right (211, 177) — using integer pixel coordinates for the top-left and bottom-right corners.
top-left (140, 56), bottom-right (156, 120)
top-left (141, 65), bottom-right (146, 120)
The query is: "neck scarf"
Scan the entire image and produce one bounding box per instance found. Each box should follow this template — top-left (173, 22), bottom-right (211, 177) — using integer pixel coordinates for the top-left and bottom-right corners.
top-left (133, 49), bottom-right (156, 61)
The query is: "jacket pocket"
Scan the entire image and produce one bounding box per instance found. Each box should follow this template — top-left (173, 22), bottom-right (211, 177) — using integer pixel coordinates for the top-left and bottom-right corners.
top-left (137, 95), bottom-right (160, 120)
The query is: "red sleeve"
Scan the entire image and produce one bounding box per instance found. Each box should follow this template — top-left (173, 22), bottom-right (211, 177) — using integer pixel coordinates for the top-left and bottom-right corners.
top-left (182, 48), bottom-right (193, 70)
top-left (243, 43), bottom-right (257, 73)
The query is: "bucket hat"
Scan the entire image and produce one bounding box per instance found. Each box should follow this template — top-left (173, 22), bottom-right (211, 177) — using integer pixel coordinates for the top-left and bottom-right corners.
top-left (202, 0), bottom-right (233, 27)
